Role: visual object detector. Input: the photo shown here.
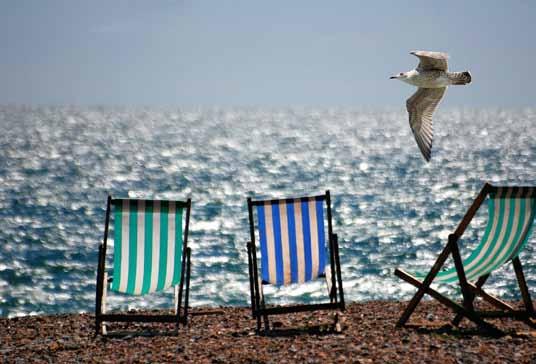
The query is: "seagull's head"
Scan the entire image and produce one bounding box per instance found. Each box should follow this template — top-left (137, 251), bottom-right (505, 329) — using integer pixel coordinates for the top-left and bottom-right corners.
top-left (390, 72), bottom-right (408, 80)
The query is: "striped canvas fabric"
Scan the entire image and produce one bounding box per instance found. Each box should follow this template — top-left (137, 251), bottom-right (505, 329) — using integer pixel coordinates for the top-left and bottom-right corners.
top-left (417, 187), bottom-right (536, 283)
top-left (256, 197), bottom-right (327, 286)
top-left (110, 200), bottom-right (184, 295)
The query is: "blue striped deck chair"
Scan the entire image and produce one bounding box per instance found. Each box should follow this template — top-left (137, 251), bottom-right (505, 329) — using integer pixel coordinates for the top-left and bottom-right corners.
top-left (246, 190), bottom-right (345, 332)
top-left (95, 196), bottom-right (192, 335)
top-left (395, 183), bottom-right (536, 336)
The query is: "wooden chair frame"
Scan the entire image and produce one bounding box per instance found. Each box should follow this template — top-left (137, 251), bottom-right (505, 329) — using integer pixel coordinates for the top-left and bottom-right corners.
top-left (95, 196), bottom-right (192, 336)
top-left (246, 190), bottom-right (345, 333)
top-left (395, 183), bottom-right (536, 336)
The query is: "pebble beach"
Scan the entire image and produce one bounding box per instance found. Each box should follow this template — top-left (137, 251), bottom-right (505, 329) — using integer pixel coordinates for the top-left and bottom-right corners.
top-left (2, 301), bottom-right (536, 363)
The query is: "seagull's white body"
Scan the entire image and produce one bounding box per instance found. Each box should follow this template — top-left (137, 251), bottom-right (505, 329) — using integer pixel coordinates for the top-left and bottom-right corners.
top-left (399, 69), bottom-right (451, 88)
top-left (391, 51), bottom-right (472, 162)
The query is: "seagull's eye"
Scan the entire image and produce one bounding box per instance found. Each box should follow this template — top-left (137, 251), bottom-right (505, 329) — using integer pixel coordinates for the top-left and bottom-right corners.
top-left (399, 73), bottom-right (404, 76)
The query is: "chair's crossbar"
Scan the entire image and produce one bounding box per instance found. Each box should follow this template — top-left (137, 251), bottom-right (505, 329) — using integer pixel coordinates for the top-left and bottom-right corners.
top-left (489, 186), bottom-right (536, 198)
top-left (476, 310), bottom-right (531, 319)
top-left (415, 188), bottom-right (536, 283)
top-left (111, 199), bottom-right (185, 295)
top-left (250, 195), bottom-right (326, 206)
top-left (395, 269), bottom-right (504, 335)
top-left (112, 198), bottom-right (189, 208)
top-left (99, 313), bottom-right (185, 323)
top-left (255, 302), bottom-right (343, 316)
top-left (466, 282), bottom-right (515, 311)
top-left (256, 198), bottom-right (327, 285)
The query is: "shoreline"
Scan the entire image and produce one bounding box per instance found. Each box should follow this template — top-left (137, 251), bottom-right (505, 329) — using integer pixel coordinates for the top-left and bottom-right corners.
top-left (2, 301), bottom-right (536, 363)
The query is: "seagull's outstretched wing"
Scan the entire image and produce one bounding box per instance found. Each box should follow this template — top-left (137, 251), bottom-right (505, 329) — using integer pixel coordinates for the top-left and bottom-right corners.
top-left (406, 87), bottom-right (446, 162)
top-left (411, 51), bottom-right (449, 71)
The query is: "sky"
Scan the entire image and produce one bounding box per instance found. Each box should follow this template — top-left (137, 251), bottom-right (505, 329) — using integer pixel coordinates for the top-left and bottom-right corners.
top-left (1, 1), bottom-right (535, 108)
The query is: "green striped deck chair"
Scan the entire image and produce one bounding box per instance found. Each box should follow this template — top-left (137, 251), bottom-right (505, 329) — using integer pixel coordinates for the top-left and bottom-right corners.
top-left (95, 197), bottom-right (192, 335)
top-left (246, 190), bottom-right (345, 333)
top-left (395, 183), bottom-right (536, 336)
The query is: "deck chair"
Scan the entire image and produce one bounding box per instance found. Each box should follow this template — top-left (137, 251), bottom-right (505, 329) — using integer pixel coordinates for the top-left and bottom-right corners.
top-left (246, 190), bottom-right (345, 332)
top-left (95, 196), bottom-right (192, 335)
top-left (395, 183), bottom-right (536, 336)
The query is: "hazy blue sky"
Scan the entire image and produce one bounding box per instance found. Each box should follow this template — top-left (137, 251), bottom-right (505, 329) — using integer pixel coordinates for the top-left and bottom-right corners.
top-left (1, 1), bottom-right (535, 107)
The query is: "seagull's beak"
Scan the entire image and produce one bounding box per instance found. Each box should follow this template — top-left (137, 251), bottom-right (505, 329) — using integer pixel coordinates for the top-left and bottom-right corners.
top-left (390, 75), bottom-right (397, 79)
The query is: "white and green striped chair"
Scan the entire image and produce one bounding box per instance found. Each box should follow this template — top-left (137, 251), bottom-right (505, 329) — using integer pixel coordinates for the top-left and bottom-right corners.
top-left (395, 183), bottom-right (536, 335)
top-left (95, 197), bottom-right (192, 335)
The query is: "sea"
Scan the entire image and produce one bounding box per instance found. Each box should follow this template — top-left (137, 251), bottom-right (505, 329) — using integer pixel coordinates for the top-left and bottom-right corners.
top-left (1, 106), bottom-right (535, 318)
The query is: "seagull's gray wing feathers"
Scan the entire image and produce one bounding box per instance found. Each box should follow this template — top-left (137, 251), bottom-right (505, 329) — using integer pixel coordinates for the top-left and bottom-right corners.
top-left (406, 87), bottom-right (446, 162)
top-left (411, 51), bottom-right (449, 71)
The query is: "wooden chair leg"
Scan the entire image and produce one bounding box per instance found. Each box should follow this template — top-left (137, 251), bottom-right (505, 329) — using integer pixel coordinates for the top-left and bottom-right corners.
top-left (396, 241), bottom-right (452, 327)
top-left (328, 233), bottom-right (337, 305)
top-left (101, 272), bottom-right (108, 336)
top-left (263, 314), bottom-right (270, 333)
top-left (325, 269), bottom-right (334, 303)
top-left (450, 236), bottom-right (477, 322)
top-left (452, 274), bottom-right (489, 326)
top-left (513, 257), bottom-right (535, 317)
top-left (333, 234), bottom-right (345, 310)
top-left (174, 285), bottom-right (179, 315)
top-left (95, 243), bottom-right (108, 336)
top-left (184, 248), bottom-right (191, 324)
top-left (174, 285), bottom-right (180, 333)
top-left (254, 277), bottom-right (269, 333)
top-left (248, 244), bottom-right (263, 333)
top-left (177, 252), bottom-right (186, 321)
top-left (257, 278), bottom-right (269, 332)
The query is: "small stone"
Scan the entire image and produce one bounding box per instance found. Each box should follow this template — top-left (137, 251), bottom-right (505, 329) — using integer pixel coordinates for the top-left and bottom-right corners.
top-left (49, 341), bottom-right (60, 351)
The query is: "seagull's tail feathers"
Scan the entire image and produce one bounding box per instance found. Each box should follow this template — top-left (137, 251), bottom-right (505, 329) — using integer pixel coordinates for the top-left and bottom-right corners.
top-left (448, 71), bottom-right (472, 85)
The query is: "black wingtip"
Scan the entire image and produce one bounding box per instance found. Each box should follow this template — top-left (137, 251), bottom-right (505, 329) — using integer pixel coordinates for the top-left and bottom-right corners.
top-left (463, 71), bottom-right (472, 84)
top-left (420, 148), bottom-right (431, 162)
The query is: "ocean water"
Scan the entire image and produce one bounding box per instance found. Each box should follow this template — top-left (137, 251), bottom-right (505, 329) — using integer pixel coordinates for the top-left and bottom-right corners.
top-left (1, 106), bottom-right (535, 318)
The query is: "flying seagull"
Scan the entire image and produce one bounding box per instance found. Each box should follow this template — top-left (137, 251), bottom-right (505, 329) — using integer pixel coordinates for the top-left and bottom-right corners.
top-left (391, 51), bottom-right (471, 161)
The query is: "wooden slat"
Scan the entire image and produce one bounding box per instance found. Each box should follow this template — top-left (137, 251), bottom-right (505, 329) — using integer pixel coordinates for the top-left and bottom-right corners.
top-left (95, 196), bottom-right (112, 335)
top-left (467, 283), bottom-right (516, 311)
top-left (249, 194), bottom-right (327, 206)
top-left (395, 240), bottom-right (453, 326)
top-left (452, 274), bottom-right (489, 326)
top-left (111, 198), bottom-right (190, 207)
top-left (326, 191), bottom-right (338, 306)
top-left (513, 257), bottom-right (535, 316)
top-left (333, 233), bottom-right (345, 310)
top-left (477, 310), bottom-right (531, 318)
top-left (450, 235), bottom-right (474, 312)
top-left (255, 302), bottom-right (342, 316)
top-left (99, 314), bottom-right (183, 323)
top-left (247, 242), bottom-right (256, 317)
top-left (453, 183), bottom-right (491, 238)
top-left (489, 186), bottom-right (536, 197)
